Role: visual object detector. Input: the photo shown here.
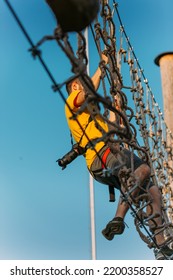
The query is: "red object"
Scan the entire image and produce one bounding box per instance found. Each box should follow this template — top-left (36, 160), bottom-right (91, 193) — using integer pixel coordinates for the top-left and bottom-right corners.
top-left (101, 148), bottom-right (111, 169)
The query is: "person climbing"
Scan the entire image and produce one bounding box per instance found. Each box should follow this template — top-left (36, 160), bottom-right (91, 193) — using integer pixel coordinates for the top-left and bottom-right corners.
top-left (63, 53), bottom-right (173, 260)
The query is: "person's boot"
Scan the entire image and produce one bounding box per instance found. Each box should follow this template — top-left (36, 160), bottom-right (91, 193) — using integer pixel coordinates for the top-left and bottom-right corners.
top-left (102, 217), bottom-right (125, 240)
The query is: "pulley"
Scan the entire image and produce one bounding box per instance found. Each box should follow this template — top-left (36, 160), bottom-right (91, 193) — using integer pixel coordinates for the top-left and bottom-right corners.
top-left (46, 0), bottom-right (100, 32)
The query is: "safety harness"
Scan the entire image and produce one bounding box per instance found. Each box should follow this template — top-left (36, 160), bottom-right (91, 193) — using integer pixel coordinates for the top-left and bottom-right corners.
top-left (72, 115), bottom-right (116, 202)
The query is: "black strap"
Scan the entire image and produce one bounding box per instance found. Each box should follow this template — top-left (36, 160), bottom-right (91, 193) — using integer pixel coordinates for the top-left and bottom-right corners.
top-left (108, 185), bottom-right (116, 202)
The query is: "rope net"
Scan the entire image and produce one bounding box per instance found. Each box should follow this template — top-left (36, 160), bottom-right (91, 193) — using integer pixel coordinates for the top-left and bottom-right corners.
top-left (53, 0), bottom-right (173, 251)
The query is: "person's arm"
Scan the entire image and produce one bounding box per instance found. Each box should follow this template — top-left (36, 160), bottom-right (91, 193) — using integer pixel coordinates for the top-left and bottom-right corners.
top-left (91, 67), bottom-right (102, 91)
top-left (75, 68), bottom-right (102, 105)
top-left (74, 53), bottom-right (108, 107)
top-left (108, 94), bottom-right (123, 135)
top-left (91, 53), bottom-right (108, 91)
top-left (109, 94), bottom-right (123, 124)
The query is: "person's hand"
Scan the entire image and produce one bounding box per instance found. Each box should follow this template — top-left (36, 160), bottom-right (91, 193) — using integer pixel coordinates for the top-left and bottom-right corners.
top-left (114, 94), bottom-right (122, 110)
top-left (101, 52), bottom-right (108, 64)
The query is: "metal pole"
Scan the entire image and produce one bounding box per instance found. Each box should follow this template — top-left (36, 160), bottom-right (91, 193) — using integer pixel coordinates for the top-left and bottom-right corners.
top-left (84, 28), bottom-right (97, 260)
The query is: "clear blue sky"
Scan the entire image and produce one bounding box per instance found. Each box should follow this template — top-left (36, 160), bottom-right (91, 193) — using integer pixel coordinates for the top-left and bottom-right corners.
top-left (1, 0), bottom-right (173, 260)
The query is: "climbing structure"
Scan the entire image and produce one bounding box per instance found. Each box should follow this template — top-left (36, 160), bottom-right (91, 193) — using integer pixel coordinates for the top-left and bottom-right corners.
top-left (5, 0), bottom-right (173, 259)
top-left (52, 0), bottom-right (173, 255)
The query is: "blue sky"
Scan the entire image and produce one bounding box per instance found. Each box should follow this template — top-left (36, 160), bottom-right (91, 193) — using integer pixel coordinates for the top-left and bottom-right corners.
top-left (1, 0), bottom-right (173, 260)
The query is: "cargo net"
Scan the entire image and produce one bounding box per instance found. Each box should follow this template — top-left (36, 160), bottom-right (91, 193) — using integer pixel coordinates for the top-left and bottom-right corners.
top-left (6, 0), bottom-right (173, 255)
top-left (33, 0), bottom-right (173, 252)
top-left (68, 0), bottom-right (173, 250)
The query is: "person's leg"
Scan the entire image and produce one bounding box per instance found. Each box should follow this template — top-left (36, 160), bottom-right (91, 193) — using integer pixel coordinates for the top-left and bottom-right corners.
top-left (148, 185), bottom-right (173, 259)
top-left (102, 163), bottom-right (151, 240)
top-left (113, 163), bottom-right (164, 242)
top-left (148, 185), bottom-right (164, 245)
top-left (114, 163), bottom-right (151, 219)
top-left (117, 163), bottom-right (173, 258)
top-left (114, 196), bottom-right (129, 218)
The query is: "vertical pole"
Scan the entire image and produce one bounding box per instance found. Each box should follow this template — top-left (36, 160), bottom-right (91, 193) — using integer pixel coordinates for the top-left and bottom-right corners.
top-left (154, 52), bottom-right (173, 198)
top-left (154, 52), bottom-right (173, 133)
top-left (84, 28), bottom-right (97, 260)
